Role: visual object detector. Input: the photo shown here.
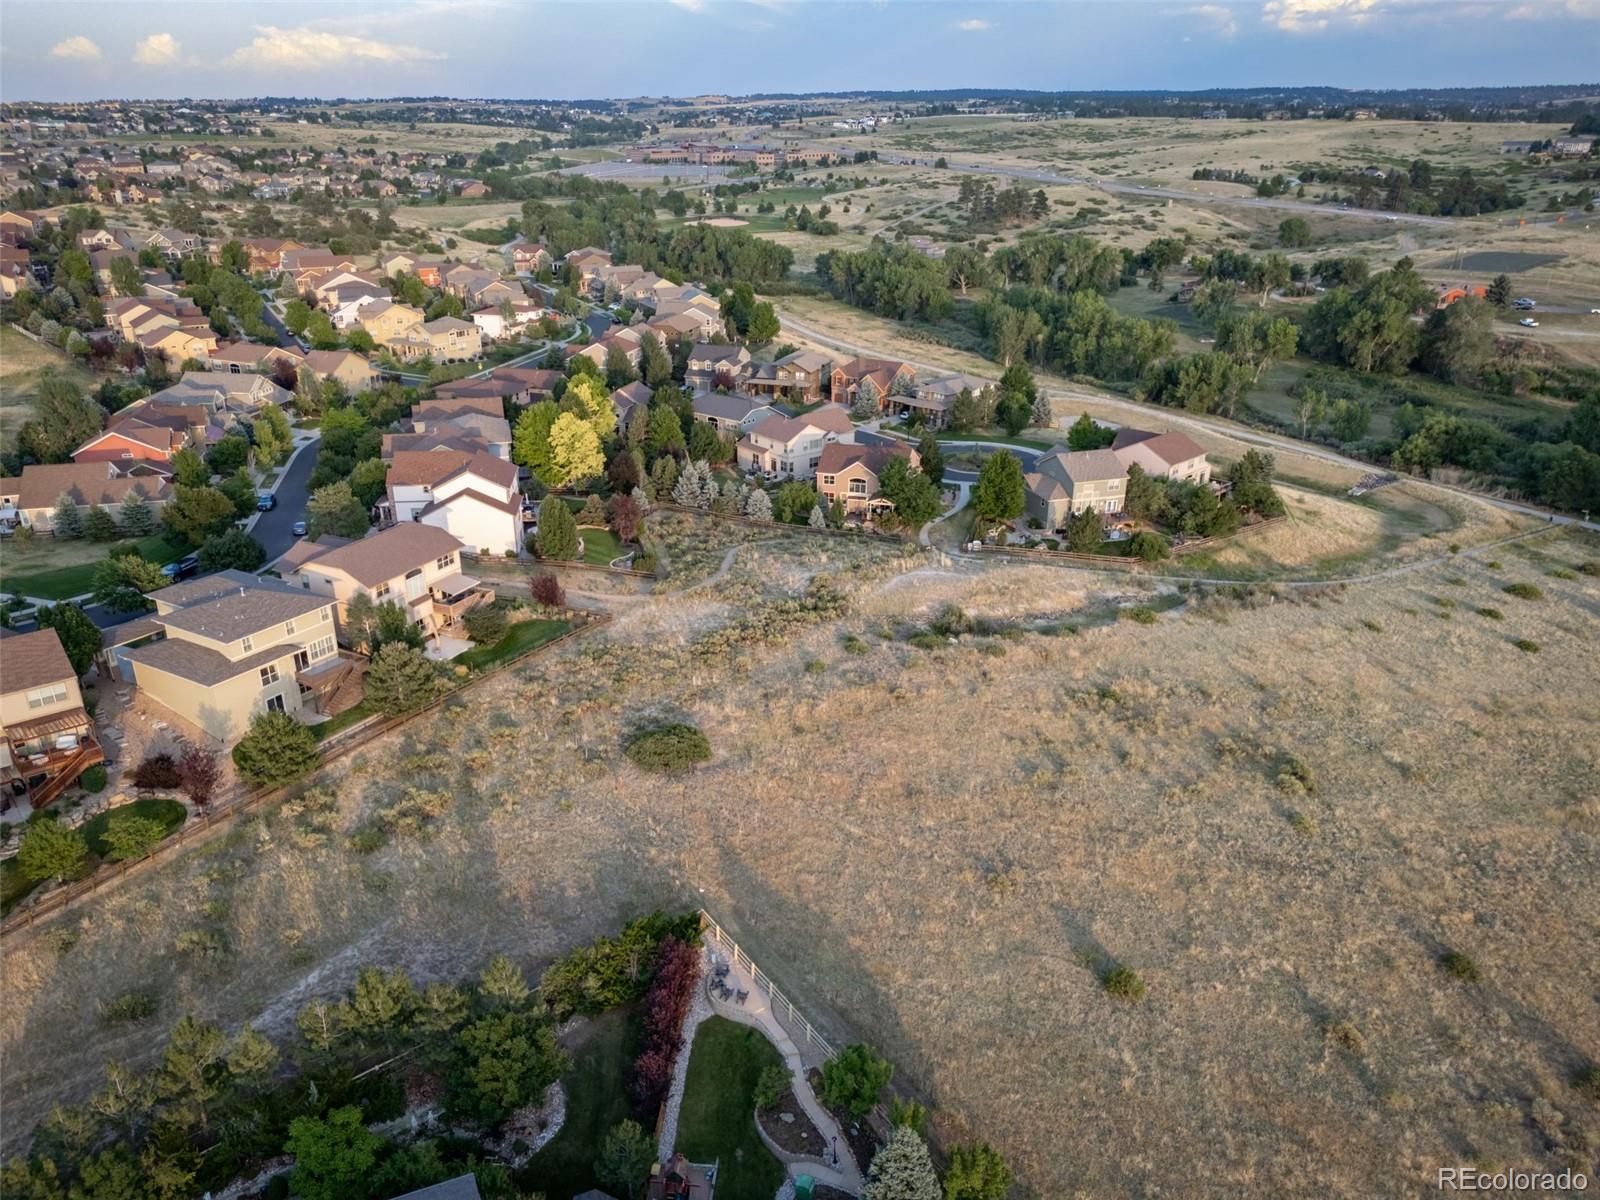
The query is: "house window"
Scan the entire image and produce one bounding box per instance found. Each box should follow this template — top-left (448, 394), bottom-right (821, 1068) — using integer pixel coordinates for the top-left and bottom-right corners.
top-left (284, 619), bottom-right (295, 635)
top-left (309, 635), bottom-right (335, 661)
top-left (320, 607), bottom-right (331, 623)
top-left (404, 569), bottom-right (426, 601)
top-left (260, 664), bottom-right (280, 686)
top-left (435, 554), bottom-right (454, 571)
top-left (374, 583), bottom-right (391, 600)
top-left (266, 694), bottom-right (286, 714)
top-left (26, 683), bottom-right (70, 710)
top-left (820, 474), bottom-right (836, 486)
top-left (293, 650), bottom-right (310, 672)
top-left (848, 481), bottom-right (868, 496)
top-left (241, 635), bottom-right (253, 652)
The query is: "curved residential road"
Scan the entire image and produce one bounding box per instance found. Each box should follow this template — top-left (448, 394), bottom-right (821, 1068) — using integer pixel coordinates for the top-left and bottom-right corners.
top-left (778, 311), bottom-right (1600, 532)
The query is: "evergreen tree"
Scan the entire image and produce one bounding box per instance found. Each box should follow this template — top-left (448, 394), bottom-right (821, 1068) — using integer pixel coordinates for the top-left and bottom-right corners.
top-left (972, 451), bottom-right (1025, 525)
top-left (364, 642), bottom-right (441, 715)
top-left (744, 488), bottom-right (773, 522)
top-left (861, 1126), bottom-right (940, 1200)
top-left (231, 710), bottom-right (320, 788)
top-left (808, 504), bottom-right (827, 528)
top-left (479, 954), bottom-right (530, 1008)
top-left (51, 494), bottom-right (84, 538)
top-left (943, 1143), bottom-right (1013, 1200)
top-left (307, 481), bottom-right (370, 540)
top-left (118, 491), bottom-right (156, 536)
top-left (82, 504), bottom-right (118, 542)
top-left (536, 495), bottom-right (579, 559)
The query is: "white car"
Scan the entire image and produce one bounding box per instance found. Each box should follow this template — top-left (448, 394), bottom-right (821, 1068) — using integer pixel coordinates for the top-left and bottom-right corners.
top-left (1590, 308), bottom-right (1600, 315)
top-left (1518, 317), bottom-right (1539, 328)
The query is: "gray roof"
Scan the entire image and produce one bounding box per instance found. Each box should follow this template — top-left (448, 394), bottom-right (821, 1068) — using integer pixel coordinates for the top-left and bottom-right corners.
top-left (154, 578), bottom-right (328, 644)
top-left (389, 1175), bottom-right (484, 1200)
top-left (1037, 447), bottom-right (1126, 485)
top-left (152, 569), bottom-right (300, 609)
top-left (124, 636), bottom-right (303, 687)
top-left (692, 390), bottom-right (767, 422)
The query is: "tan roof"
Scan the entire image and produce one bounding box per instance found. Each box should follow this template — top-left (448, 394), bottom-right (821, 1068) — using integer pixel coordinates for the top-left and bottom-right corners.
top-left (303, 349), bottom-right (373, 375)
top-left (816, 441), bottom-right (912, 477)
top-left (291, 524), bottom-right (464, 588)
top-left (420, 488), bottom-right (521, 516)
top-left (13, 462), bottom-right (172, 510)
top-left (0, 628), bottom-right (77, 693)
top-left (1110, 429), bottom-right (1207, 467)
top-left (125, 637), bottom-right (303, 687)
top-left (387, 449), bottom-right (517, 490)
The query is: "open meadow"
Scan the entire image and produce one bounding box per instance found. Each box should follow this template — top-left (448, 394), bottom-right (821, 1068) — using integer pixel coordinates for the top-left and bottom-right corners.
top-left (2, 498), bottom-right (1596, 1198)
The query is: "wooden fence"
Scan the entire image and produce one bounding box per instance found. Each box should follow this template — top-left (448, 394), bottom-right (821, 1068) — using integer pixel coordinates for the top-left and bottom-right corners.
top-left (0, 612), bottom-right (611, 938)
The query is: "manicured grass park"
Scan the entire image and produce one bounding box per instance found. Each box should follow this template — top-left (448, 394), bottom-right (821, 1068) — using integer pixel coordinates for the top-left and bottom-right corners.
top-left (0, 534), bottom-right (187, 601)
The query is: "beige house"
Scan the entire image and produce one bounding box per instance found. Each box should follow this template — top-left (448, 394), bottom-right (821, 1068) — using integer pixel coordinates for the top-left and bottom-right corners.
top-left (281, 524), bottom-right (491, 642)
top-left (0, 628), bottom-right (104, 810)
top-left (303, 349), bottom-right (383, 393)
top-left (388, 316), bottom-right (484, 363)
top-left (741, 349), bottom-right (834, 404)
top-left (735, 406), bottom-right (856, 480)
top-left (0, 462), bottom-right (173, 532)
top-left (359, 300), bottom-right (426, 347)
top-left (816, 442), bottom-right (921, 515)
top-left (1024, 448), bottom-right (1127, 528)
top-left (119, 572), bottom-right (346, 742)
top-left (1110, 429), bottom-right (1211, 485)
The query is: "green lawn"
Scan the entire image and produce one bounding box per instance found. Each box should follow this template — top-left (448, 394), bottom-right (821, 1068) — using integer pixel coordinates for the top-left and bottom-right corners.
top-left (577, 528), bottom-right (624, 566)
top-left (520, 1007), bottom-right (640, 1200)
top-left (80, 798), bottom-right (188, 859)
top-left (312, 699), bottom-right (378, 742)
top-left (675, 1017), bottom-right (786, 1200)
top-left (455, 618), bottom-right (570, 672)
top-left (0, 534), bottom-right (188, 601)
top-left (0, 857), bottom-right (41, 916)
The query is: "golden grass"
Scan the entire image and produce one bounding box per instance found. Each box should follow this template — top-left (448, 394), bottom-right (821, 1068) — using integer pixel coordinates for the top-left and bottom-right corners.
top-left (0, 325), bottom-right (98, 449)
top-left (4, 514), bottom-right (1596, 1200)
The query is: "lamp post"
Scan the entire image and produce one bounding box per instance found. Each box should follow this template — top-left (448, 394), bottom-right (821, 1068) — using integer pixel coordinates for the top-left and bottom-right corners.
top-left (831, 1136), bottom-right (838, 1168)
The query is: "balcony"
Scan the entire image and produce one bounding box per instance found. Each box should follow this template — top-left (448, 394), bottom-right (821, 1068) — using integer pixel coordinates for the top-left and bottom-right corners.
top-left (5, 708), bottom-right (106, 811)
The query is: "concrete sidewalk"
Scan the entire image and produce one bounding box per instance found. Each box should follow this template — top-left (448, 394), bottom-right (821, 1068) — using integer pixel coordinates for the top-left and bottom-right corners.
top-left (702, 947), bottom-right (865, 1193)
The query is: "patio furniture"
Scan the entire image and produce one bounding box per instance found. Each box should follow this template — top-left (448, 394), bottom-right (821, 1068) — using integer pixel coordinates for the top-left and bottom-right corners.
top-left (735, 989), bottom-right (749, 1005)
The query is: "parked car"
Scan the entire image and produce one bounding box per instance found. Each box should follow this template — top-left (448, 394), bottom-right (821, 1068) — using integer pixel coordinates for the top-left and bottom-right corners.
top-left (291, 520), bottom-right (308, 537)
top-left (1590, 308), bottom-right (1600, 315)
top-left (161, 554), bottom-right (200, 581)
top-left (256, 493), bottom-right (276, 512)
top-left (1513, 298), bottom-right (1537, 310)
top-left (1519, 317), bottom-right (1540, 328)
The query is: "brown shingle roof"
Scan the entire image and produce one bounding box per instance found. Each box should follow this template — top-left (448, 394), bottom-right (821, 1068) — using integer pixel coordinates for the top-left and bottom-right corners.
top-left (291, 524), bottom-right (464, 588)
top-left (815, 441), bottom-right (913, 477)
top-left (13, 463), bottom-right (172, 511)
top-left (125, 637), bottom-right (303, 687)
top-left (0, 628), bottom-right (78, 692)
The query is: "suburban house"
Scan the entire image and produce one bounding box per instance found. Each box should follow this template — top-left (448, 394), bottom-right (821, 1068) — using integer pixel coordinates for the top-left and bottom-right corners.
top-left (117, 572), bottom-right (347, 742)
top-left (382, 449), bottom-right (523, 556)
top-left (568, 326), bottom-right (644, 371)
top-left (359, 300), bottom-right (427, 347)
top-left (1110, 429), bottom-right (1211, 485)
top-left (0, 627), bottom-right (104, 811)
top-left (206, 340), bottom-right (306, 375)
top-left (816, 441), bottom-right (921, 516)
top-left (830, 356), bottom-right (917, 409)
top-left (147, 371), bottom-right (291, 418)
top-left (472, 297), bottom-right (548, 341)
top-left (1433, 282), bottom-right (1489, 308)
top-left (736, 406), bottom-right (857, 480)
top-left (302, 349), bottom-right (382, 393)
top-left (0, 462), bottom-right (173, 532)
top-left (611, 381), bottom-right (652, 426)
top-left (281, 524), bottom-right (492, 643)
top-left (740, 349), bottom-right (834, 404)
top-left (684, 343), bottom-right (752, 391)
top-left (387, 396), bottom-right (513, 460)
top-left (240, 237), bottom-right (306, 272)
top-left (71, 418), bottom-right (185, 469)
top-left (507, 242), bottom-right (551, 274)
top-left (692, 390), bottom-right (781, 435)
top-left (564, 246), bottom-right (614, 288)
top-left (1, 245), bottom-right (34, 297)
top-left (436, 366), bottom-right (560, 408)
top-left (388, 316), bottom-right (485, 363)
top-left (647, 308), bottom-right (722, 345)
top-left (1024, 448), bottom-right (1127, 528)
top-left (894, 374), bottom-right (986, 429)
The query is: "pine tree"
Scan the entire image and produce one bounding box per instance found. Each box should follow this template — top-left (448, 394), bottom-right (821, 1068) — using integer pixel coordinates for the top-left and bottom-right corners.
top-left (479, 954), bottom-right (530, 1008)
top-left (365, 642), bottom-right (441, 715)
top-left (82, 504), bottom-right (118, 542)
top-left (536, 495), bottom-right (579, 559)
top-left (119, 491), bottom-right (155, 536)
top-left (861, 1126), bottom-right (940, 1200)
top-left (808, 505), bottom-right (827, 528)
top-left (744, 488), bottom-right (773, 522)
top-left (51, 493), bottom-right (84, 538)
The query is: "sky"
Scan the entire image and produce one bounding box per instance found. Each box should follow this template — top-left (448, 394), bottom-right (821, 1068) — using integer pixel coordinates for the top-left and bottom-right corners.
top-left (0, 0), bottom-right (1596, 102)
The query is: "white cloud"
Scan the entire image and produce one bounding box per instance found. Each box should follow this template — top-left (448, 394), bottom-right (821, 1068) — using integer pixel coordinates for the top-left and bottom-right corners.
top-left (133, 33), bottom-right (181, 66)
top-left (223, 26), bottom-right (445, 70)
top-left (669, 0), bottom-right (708, 11)
top-left (1174, 3), bottom-right (1241, 35)
top-left (1261, 0), bottom-right (1382, 31)
top-left (955, 17), bottom-right (992, 30)
top-left (1507, 0), bottom-right (1599, 16)
top-left (50, 36), bottom-right (103, 60)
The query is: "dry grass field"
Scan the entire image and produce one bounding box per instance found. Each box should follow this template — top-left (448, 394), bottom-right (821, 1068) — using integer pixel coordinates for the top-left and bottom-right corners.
top-left (3, 502), bottom-right (1596, 1198)
top-left (0, 324), bottom-right (98, 450)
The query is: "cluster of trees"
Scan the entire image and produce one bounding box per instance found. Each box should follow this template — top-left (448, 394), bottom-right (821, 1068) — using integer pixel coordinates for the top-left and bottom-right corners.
top-left (956, 175), bottom-right (1049, 232)
top-left (816, 240), bottom-right (955, 322)
top-left (975, 287), bottom-right (1175, 381)
top-left (173, 246), bottom-right (276, 341)
top-left (1298, 159), bottom-right (1519, 217)
top-left (1, 953), bottom-right (565, 1200)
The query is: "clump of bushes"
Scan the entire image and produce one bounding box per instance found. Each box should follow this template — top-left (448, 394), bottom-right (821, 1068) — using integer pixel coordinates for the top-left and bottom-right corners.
top-left (629, 936), bottom-right (701, 1114)
top-left (1513, 639), bottom-right (1540, 653)
top-left (906, 632), bottom-right (946, 650)
top-left (624, 723), bottom-right (712, 773)
top-left (1574, 1062), bottom-right (1600, 1101)
top-left (804, 658), bottom-right (826, 675)
top-left (1503, 582), bottom-right (1543, 600)
top-left (132, 752), bottom-right (183, 790)
top-left (540, 910), bottom-right (701, 1019)
top-left (930, 603), bottom-right (974, 637)
top-left (1102, 965), bottom-right (1147, 1001)
top-left (753, 1063), bottom-right (789, 1111)
top-left (1121, 605), bottom-right (1158, 625)
top-left (819, 1043), bottom-right (893, 1119)
top-left (462, 603), bottom-right (509, 645)
top-left (1440, 949), bottom-right (1481, 982)
top-left (1276, 753), bottom-right (1318, 795)
top-left (78, 764), bottom-right (107, 793)
top-left (1476, 606), bottom-right (1504, 620)
top-left (528, 571), bottom-right (565, 610)
top-left (842, 633), bottom-right (868, 655)
top-left (1128, 531), bottom-right (1170, 561)
top-left (100, 991), bottom-right (158, 1024)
